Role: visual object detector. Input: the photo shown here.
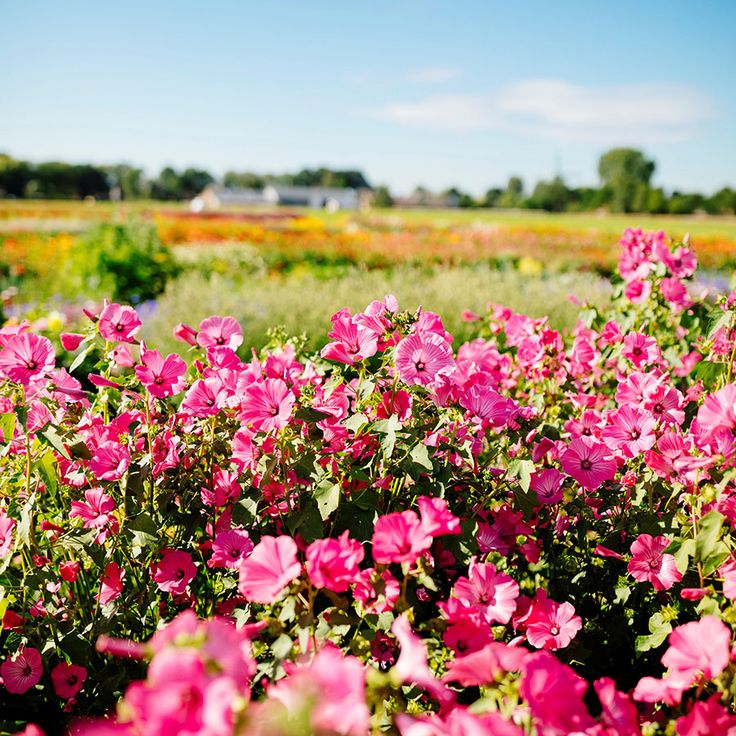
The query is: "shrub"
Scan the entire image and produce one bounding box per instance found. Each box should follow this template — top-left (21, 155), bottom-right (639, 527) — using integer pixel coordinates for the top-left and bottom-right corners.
top-left (2, 229), bottom-right (736, 734)
top-left (68, 221), bottom-right (179, 305)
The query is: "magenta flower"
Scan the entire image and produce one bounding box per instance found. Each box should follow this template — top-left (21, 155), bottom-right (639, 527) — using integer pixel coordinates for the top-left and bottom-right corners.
top-left (238, 535), bottom-right (302, 604)
top-left (97, 562), bottom-right (125, 605)
top-left (594, 678), bottom-right (640, 736)
top-left (239, 378), bottom-right (295, 432)
top-left (0, 508), bottom-right (16, 557)
top-left (529, 468), bottom-right (564, 505)
top-left (135, 346), bottom-right (187, 398)
top-left (97, 303), bottom-right (141, 343)
top-left (51, 662), bottom-right (87, 699)
top-left (525, 599), bottom-right (582, 650)
top-left (60, 332), bottom-right (85, 351)
top-left (0, 332), bottom-right (55, 385)
top-left (197, 315), bottom-right (243, 350)
top-left (417, 496), bottom-right (461, 537)
top-left (458, 384), bottom-right (515, 426)
top-left (453, 560), bottom-right (519, 625)
top-left (1, 647), bottom-right (43, 694)
top-left (520, 652), bottom-right (596, 734)
top-left (395, 332), bottom-right (454, 386)
top-left (89, 440), bottom-right (131, 481)
top-left (602, 405), bottom-right (657, 458)
top-left (697, 384), bottom-right (736, 439)
top-left (661, 616), bottom-right (731, 688)
top-left (628, 534), bottom-right (682, 591)
top-left (321, 308), bottom-right (379, 365)
top-left (181, 377), bottom-right (222, 417)
top-left (352, 568), bottom-right (400, 613)
top-left (622, 332), bottom-right (660, 367)
top-left (69, 488), bottom-right (119, 543)
top-left (306, 531), bottom-right (365, 592)
top-left (560, 436), bottom-right (617, 490)
top-left (208, 529), bottom-right (254, 569)
top-left (371, 510), bottom-right (431, 565)
top-left (153, 549), bottom-right (197, 595)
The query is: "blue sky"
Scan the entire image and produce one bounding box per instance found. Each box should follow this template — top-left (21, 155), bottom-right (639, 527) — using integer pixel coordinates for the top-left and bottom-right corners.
top-left (1, 1), bottom-right (734, 195)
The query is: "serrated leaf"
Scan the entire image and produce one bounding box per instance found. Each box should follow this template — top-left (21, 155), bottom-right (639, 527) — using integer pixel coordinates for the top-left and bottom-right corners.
top-left (344, 412), bottom-right (369, 434)
top-left (126, 513), bottom-right (160, 550)
top-left (40, 427), bottom-right (71, 459)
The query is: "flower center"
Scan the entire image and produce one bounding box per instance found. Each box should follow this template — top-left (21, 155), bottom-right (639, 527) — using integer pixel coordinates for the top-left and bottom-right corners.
top-left (580, 459), bottom-right (592, 471)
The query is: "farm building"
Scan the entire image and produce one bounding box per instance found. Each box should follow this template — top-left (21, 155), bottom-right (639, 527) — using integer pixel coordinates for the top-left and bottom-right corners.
top-left (263, 185), bottom-right (359, 210)
top-left (191, 185), bottom-right (268, 211)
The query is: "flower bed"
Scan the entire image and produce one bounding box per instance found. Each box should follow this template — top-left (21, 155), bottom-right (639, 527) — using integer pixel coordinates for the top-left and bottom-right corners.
top-left (1, 229), bottom-right (736, 734)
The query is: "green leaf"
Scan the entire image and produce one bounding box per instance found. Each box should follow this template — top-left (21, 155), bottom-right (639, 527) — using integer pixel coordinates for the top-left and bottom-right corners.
top-left (344, 412), bottom-right (369, 434)
top-left (692, 360), bottom-right (725, 386)
top-left (314, 482), bottom-right (340, 521)
top-left (0, 413), bottom-right (15, 443)
top-left (409, 443), bottom-right (433, 470)
top-left (16, 494), bottom-right (36, 548)
top-left (374, 415), bottom-right (402, 459)
top-left (69, 342), bottom-right (95, 374)
top-left (40, 427), bottom-right (71, 459)
top-left (126, 513), bottom-right (160, 550)
top-left (635, 612), bottom-right (672, 653)
top-left (232, 494), bottom-right (259, 526)
top-left (36, 450), bottom-right (58, 497)
top-left (695, 510), bottom-right (725, 563)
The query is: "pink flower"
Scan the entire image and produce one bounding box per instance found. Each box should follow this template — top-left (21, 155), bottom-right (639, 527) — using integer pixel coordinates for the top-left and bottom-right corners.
top-left (395, 332), bottom-right (454, 386)
top-left (675, 697), bottom-right (736, 735)
top-left (70, 488), bottom-right (119, 543)
top-left (208, 529), bottom-right (254, 569)
top-left (197, 315), bottom-right (243, 350)
top-left (306, 531), bottom-right (365, 592)
top-left (661, 616), bottom-right (731, 688)
top-left (560, 436), bottom-right (617, 490)
top-left (153, 549), bottom-right (197, 595)
top-left (135, 346), bottom-right (187, 398)
top-left (173, 322), bottom-right (198, 346)
top-left (602, 405), bottom-right (657, 458)
top-left (697, 384), bottom-right (736, 439)
top-left (628, 534), bottom-right (682, 591)
top-left (51, 662), bottom-right (87, 699)
top-left (238, 535), bottom-right (302, 604)
top-left (661, 246), bottom-right (697, 279)
top-left (0, 332), bottom-right (55, 385)
top-left (352, 568), bottom-right (400, 613)
top-left (452, 560), bottom-right (519, 625)
top-left (529, 468), bottom-right (564, 505)
top-left (98, 562), bottom-right (125, 605)
top-left (624, 278), bottom-right (652, 304)
top-left (520, 652), bottom-right (596, 734)
top-left (89, 440), bottom-right (130, 481)
top-left (181, 377), bottom-right (223, 417)
top-left (525, 599), bottom-right (582, 650)
top-left (98, 303), bottom-right (141, 343)
top-left (391, 615), bottom-right (453, 705)
top-left (59, 560), bottom-right (80, 582)
top-left (1, 647), bottom-right (43, 694)
top-left (320, 308), bottom-right (379, 365)
top-left (60, 332), bottom-right (85, 351)
top-left (239, 378), bottom-right (295, 432)
top-left (594, 677), bottom-right (640, 736)
top-left (417, 496), bottom-right (461, 537)
top-left (0, 508), bottom-right (16, 557)
top-left (458, 384), bottom-right (515, 426)
top-left (622, 332), bottom-right (660, 367)
top-left (371, 510), bottom-right (431, 565)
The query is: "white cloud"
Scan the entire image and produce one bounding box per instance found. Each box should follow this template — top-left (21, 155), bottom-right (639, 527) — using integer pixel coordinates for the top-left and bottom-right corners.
top-left (402, 67), bottom-right (462, 84)
top-left (375, 94), bottom-right (496, 131)
top-left (373, 80), bottom-right (715, 143)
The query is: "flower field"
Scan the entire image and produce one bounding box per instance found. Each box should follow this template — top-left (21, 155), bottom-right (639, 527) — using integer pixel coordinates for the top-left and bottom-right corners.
top-left (1, 227), bottom-right (736, 734)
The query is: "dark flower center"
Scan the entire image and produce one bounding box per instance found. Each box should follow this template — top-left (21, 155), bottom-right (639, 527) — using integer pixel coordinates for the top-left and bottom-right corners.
top-left (415, 361), bottom-right (425, 372)
top-left (580, 459), bottom-right (592, 471)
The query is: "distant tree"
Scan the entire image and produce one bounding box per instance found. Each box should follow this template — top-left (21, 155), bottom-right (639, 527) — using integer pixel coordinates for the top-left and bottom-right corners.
top-left (497, 176), bottom-right (524, 208)
top-left (705, 187), bottom-right (736, 215)
top-left (667, 192), bottom-right (706, 215)
top-left (0, 154), bottom-right (32, 198)
top-left (483, 187), bottom-right (503, 208)
top-left (104, 165), bottom-right (147, 200)
top-left (644, 187), bottom-right (668, 215)
top-left (178, 168), bottom-right (214, 200)
top-left (223, 171), bottom-right (266, 189)
top-left (372, 185), bottom-right (394, 208)
top-left (526, 176), bottom-right (570, 212)
top-left (150, 167), bottom-right (182, 200)
top-left (413, 186), bottom-right (430, 206)
top-left (598, 148), bottom-right (656, 213)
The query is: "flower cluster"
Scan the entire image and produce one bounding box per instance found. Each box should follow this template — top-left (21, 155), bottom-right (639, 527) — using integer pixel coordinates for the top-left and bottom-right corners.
top-left (1, 230), bottom-right (736, 734)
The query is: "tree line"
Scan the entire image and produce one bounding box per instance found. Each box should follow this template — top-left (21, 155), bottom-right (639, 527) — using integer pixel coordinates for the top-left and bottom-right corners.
top-left (0, 149), bottom-right (734, 215)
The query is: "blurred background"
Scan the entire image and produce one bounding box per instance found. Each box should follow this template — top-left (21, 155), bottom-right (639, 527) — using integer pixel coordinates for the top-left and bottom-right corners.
top-left (1, 0), bottom-right (734, 350)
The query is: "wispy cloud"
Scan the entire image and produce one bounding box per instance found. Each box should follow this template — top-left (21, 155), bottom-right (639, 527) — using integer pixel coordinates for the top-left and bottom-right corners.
top-left (402, 67), bottom-right (462, 84)
top-left (373, 79), bottom-right (715, 143)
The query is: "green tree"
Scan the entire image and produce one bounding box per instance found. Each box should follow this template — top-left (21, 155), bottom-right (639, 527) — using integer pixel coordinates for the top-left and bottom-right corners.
top-left (497, 176), bottom-right (524, 208)
top-left (372, 185), bottom-right (394, 208)
top-left (597, 148), bottom-right (656, 213)
top-left (526, 176), bottom-right (570, 212)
